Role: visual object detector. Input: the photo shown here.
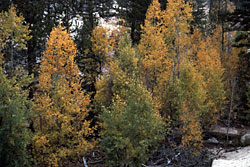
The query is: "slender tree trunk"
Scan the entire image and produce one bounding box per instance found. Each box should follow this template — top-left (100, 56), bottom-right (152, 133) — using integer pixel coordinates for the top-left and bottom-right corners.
top-left (10, 41), bottom-right (14, 76)
top-left (227, 77), bottom-right (236, 143)
top-left (175, 16), bottom-right (180, 79)
top-left (172, 51), bottom-right (176, 82)
top-left (177, 40), bottom-right (180, 78)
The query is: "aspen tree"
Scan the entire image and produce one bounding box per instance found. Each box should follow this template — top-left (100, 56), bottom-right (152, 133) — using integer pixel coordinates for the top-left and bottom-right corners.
top-left (138, 0), bottom-right (170, 90)
top-left (162, 0), bottom-right (193, 78)
top-left (138, 0), bottom-right (172, 115)
top-left (0, 6), bottom-right (33, 166)
top-left (168, 61), bottom-right (206, 152)
top-left (0, 5), bottom-right (31, 74)
top-left (190, 29), bottom-right (225, 128)
top-left (33, 25), bottom-right (94, 167)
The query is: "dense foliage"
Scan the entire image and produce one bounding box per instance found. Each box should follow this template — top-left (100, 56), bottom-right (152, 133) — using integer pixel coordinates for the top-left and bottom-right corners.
top-left (0, 6), bottom-right (33, 166)
top-left (32, 25), bottom-right (94, 166)
top-left (0, 59), bottom-right (33, 167)
top-left (96, 34), bottom-right (165, 166)
top-left (0, 0), bottom-right (249, 166)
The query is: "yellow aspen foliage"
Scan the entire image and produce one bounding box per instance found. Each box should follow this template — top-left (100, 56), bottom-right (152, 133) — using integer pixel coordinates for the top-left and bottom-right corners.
top-left (33, 24), bottom-right (94, 167)
top-left (211, 27), bottom-right (239, 122)
top-left (208, 27), bottom-right (238, 78)
top-left (94, 29), bottom-right (135, 111)
top-left (211, 27), bottom-right (238, 88)
top-left (89, 24), bottom-right (127, 69)
top-left (0, 5), bottom-right (32, 74)
top-left (176, 61), bottom-right (206, 153)
top-left (90, 26), bottom-right (110, 60)
top-left (138, 0), bottom-right (171, 113)
top-left (162, 0), bottom-right (192, 38)
top-left (80, 26), bottom-right (112, 96)
top-left (190, 29), bottom-right (223, 77)
top-left (142, 0), bottom-right (162, 28)
top-left (94, 25), bottom-right (128, 111)
top-left (162, 0), bottom-right (193, 78)
top-left (0, 5), bottom-right (31, 50)
top-left (189, 28), bottom-right (225, 127)
top-left (180, 101), bottom-right (203, 154)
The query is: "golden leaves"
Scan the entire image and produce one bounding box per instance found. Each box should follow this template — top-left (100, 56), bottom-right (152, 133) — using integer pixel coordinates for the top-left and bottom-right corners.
top-left (0, 5), bottom-right (32, 50)
top-left (33, 24), bottom-right (94, 166)
top-left (90, 26), bottom-right (113, 67)
top-left (180, 101), bottom-right (203, 153)
top-left (188, 28), bottom-right (226, 128)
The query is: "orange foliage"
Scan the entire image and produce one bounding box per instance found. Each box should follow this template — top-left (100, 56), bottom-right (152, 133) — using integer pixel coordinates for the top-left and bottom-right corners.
top-left (33, 25), bottom-right (94, 167)
top-left (138, 0), bottom-right (172, 111)
top-left (189, 28), bottom-right (226, 127)
top-left (0, 5), bottom-right (31, 50)
top-left (180, 101), bottom-right (203, 153)
top-left (162, 0), bottom-right (193, 78)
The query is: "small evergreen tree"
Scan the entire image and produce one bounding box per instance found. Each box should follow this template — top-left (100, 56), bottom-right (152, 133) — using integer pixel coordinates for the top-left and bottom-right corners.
top-left (97, 34), bottom-right (165, 166)
top-left (0, 54), bottom-right (33, 167)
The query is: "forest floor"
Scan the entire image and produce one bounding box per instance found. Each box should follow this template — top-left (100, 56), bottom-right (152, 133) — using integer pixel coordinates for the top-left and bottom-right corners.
top-left (80, 120), bottom-right (250, 167)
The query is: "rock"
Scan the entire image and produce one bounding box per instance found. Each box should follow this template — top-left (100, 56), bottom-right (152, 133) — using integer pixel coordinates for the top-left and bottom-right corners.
top-left (209, 125), bottom-right (240, 137)
top-left (241, 133), bottom-right (250, 146)
top-left (207, 125), bottom-right (243, 146)
top-left (212, 146), bottom-right (250, 167)
top-left (206, 137), bottom-right (220, 144)
top-left (212, 159), bottom-right (250, 167)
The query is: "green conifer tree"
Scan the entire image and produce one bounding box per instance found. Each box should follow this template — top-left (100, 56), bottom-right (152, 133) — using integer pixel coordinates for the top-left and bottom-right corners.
top-left (96, 34), bottom-right (165, 166)
top-left (0, 54), bottom-right (33, 167)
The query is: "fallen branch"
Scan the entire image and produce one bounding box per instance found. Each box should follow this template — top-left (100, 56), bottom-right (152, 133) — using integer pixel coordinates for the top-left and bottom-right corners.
top-left (153, 158), bottom-right (165, 165)
top-left (87, 159), bottom-right (103, 164)
top-left (141, 164), bottom-right (161, 167)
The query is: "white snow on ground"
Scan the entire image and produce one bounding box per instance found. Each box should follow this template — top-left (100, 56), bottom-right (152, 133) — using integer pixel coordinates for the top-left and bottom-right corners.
top-left (212, 146), bottom-right (250, 167)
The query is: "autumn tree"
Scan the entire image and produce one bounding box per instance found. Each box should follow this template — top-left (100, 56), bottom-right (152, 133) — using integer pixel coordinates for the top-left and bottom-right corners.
top-left (138, 0), bottom-right (172, 115)
top-left (96, 34), bottom-right (165, 166)
top-left (0, 5), bottom-right (32, 74)
top-left (0, 6), bottom-right (34, 166)
top-left (166, 60), bottom-right (206, 152)
top-left (79, 26), bottom-right (111, 97)
top-left (137, 0), bottom-right (224, 152)
top-left (116, 0), bottom-right (169, 43)
top-left (188, 29), bottom-right (226, 127)
top-left (32, 25), bottom-right (94, 167)
top-left (162, 0), bottom-right (193, 79)
top-left (179, 62), bottom-right (206, 151)
top-left (180, 101), bottom-right (203, 153)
